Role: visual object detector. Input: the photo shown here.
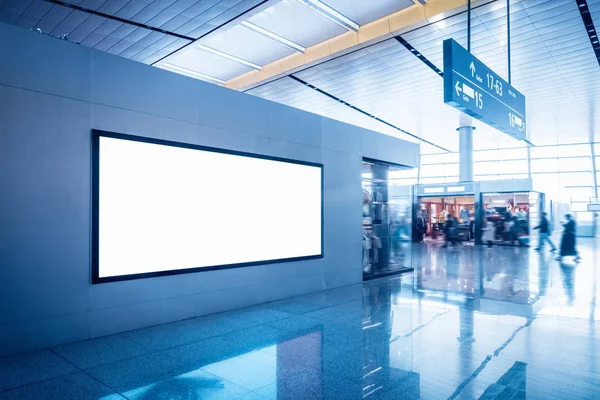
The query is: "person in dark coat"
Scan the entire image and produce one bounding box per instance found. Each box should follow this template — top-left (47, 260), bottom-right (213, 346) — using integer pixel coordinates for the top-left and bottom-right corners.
top-left (557, 213), bottom-right (580, 262)
top-left (534, 212), bottom-right (556, 252)
top-left (442, 214), bottom-right (455, 248)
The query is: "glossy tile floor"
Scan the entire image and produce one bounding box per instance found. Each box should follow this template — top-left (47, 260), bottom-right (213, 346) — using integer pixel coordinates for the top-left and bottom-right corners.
top-left (2, 241), bottom-right (599, 400)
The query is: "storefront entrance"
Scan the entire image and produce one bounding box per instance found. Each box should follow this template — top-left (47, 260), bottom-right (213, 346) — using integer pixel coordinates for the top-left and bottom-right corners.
top-left (482, 192), bottom-right (540, 246)
top-left (415, 196), bottom-right (476, 245)
top-left (362, 159), bottom-right (413, 280)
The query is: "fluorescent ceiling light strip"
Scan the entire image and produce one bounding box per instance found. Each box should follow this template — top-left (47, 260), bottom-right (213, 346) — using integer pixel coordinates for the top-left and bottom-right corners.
top-left (241, 21), bottom-right (306, 53)
top-left (196, 44), bottom-right (261, 70)
top-left (296, 0), bottom-right (359, 32)
top-left (161, 63), bottom-right (225, 85)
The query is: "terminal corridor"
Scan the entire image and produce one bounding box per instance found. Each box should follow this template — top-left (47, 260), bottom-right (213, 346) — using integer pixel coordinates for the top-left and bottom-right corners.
top-left (1, 242), bottom-right (598, 400)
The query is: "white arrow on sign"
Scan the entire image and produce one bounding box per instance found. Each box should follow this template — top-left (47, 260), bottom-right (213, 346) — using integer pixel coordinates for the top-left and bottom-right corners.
top-left (455, 81), bottom-right (462, 96)
top-left (470, 61), bottom-right (476, 77)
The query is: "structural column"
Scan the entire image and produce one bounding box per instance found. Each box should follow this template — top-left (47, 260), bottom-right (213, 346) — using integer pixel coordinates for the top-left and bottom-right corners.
top-left (457, 125), bottom-right (475, 182)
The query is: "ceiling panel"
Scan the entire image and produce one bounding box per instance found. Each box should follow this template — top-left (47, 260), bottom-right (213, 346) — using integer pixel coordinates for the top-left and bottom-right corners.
top-left (13, 1), bottom-right (52, 29)
top-left (247, 0), bottom-right (347, 47)
top-left (247, 0), bottom-right (600, 152)
top-left (1, 0), bottom-right (266, 66)
top-left (162, 44), bottom-right (254, 79)
top-left (320, 0), bottom-right (414, 25)
top-left (200, 23), bottom-right (295, 66)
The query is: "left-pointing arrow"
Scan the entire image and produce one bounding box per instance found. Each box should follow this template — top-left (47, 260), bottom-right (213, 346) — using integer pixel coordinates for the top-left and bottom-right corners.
top-left (455, 81), bottom-right (462, 96)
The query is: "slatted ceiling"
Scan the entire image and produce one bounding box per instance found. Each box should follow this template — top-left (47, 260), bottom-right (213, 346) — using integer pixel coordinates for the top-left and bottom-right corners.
top-left (142, 36), bottom-right (190, 63)
top-left (112, 0), bottom-right (150, 19)
top-left (118, 29), bottom-right (159, 56)
top-left (68, 14), bottom-right (105, 42)
top-left (159, 12), bottom-right (189, 31)
top-left (95, 23), bottom-right (135, 50)
top-left (14, 1), bottom-right (52, 28)
top-left (130, 33), bottom-right (176, 60)
top-left (36, 5), bottom-right (70, 34)
top-left (76, 0), bottom-right (106, 9)
top-left (2, 0), bottom-right (33, 15)
top-left (105, 25), bottom-right (148, 54)
top-left (50, 9), bottom-right (89, 36)
top-left (178, 0), bottom-right (212, 19)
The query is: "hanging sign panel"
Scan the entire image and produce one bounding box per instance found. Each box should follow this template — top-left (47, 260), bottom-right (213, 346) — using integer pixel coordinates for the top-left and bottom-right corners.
top-left (443, 39), bottom-right (527, 140)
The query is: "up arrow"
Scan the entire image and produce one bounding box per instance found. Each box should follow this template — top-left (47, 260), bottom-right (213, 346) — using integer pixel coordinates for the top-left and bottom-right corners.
top-left (470, 62), bottom-right (476, 77)
top-left (455, 81), bottom-right (462, 96)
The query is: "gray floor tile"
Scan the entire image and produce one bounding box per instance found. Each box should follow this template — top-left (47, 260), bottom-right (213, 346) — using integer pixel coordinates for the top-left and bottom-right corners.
top-left (265, 315), bottom-right (340, 333)
top-left (236, 392), bottom-right (271, 400)
top-left (200, 350), bottom-right (279, 390)
top-left (0, 350), bottom-right (79, 392)
top-left (121, 369), bottom-right (249, 400)
top-left (52, 335), bottom-right (152, 370)
top-left (86, 352), bottom-right (187, 393)
top-left (120, 314), bottom-right (254, 350)
top-left (0, 372), bottom-right (123, 400)
top-left (264, 299), bottom-right (327, 314)
top-left (223, 305), bottom-right (295, 324)
top-left (3, 242), bottom-right (600, 400)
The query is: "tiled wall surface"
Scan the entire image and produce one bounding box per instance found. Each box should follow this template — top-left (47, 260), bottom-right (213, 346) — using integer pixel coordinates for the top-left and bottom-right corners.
top-left (0, 23), bottom-right (418, 356)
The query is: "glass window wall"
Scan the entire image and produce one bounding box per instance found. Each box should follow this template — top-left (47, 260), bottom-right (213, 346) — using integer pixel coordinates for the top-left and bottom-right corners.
top-left (420, 142), bottom-right (599, 229)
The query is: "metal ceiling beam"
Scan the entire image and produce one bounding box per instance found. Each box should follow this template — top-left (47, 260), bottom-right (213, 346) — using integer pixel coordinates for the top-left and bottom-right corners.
top-left (394, 36), bottom-right (443, 76)
top-left (295, 0), bottom-right (359, 32)
top-left (241, 21), bottom-right (306, 53)
top-left (42, 0), bottom-right (195, 41)
top-left (576, 0), bottom-right (600, 68)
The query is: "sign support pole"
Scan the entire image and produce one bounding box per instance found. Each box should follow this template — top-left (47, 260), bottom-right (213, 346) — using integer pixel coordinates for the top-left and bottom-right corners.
top-left (507, 0), bottom-right (511, 84)
top-left (467, 0), bottom-right (471, 52)
top-left (457, 125), bottom-right (475, 182)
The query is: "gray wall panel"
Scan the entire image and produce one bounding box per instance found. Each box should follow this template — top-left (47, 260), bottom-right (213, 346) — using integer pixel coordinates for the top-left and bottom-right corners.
top-left (0, 22), bottom-right (418, 355)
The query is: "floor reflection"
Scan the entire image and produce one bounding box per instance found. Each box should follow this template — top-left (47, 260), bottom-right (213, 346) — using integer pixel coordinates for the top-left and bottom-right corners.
top-left (1, 241), bottom-right (599, 399)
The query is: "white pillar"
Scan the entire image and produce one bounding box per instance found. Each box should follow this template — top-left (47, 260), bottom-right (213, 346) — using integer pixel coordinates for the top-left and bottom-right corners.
top-left (458, 125), bottom-right (475, 182)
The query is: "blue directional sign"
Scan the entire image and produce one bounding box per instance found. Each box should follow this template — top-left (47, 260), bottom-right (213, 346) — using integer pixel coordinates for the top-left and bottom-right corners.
top-left (443, 39), bottom-right (526, 140)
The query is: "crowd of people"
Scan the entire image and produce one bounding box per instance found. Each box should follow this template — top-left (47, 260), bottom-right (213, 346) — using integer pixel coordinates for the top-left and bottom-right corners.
top-left (482, 211), bottom-right (580, 262)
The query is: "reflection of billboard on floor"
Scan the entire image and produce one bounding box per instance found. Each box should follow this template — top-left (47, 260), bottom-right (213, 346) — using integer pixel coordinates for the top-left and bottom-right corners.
top-left (92, 130), bottom-right (323, 283)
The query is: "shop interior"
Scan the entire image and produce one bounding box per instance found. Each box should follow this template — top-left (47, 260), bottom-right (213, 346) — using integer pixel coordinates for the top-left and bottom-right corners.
top-left (362, 160), bottom-right (412, 280)
top-left (482, 192), bottom-right (538, 246)
top-left (416, 196), bottom-right (476, 245)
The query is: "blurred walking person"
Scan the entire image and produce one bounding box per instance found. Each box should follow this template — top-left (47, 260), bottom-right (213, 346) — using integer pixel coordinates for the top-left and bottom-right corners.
top-left (557, 213), bottom-right (580, 262)
top-left (534, 212), bottom-right (556, 252)
top-left (442, 214), bottom-right (456, 248)
top-left (482, 217), bottom-right (495, 248)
